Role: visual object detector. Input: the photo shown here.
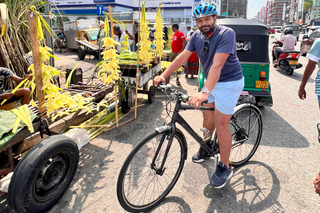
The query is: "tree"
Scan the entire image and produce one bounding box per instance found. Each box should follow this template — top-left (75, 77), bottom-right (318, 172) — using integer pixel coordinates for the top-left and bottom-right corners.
top-left (304, 0), bottom-right (313, 12)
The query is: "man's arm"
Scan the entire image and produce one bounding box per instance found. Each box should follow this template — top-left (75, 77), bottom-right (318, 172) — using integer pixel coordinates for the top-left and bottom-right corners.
top-left (181, 38), bottom-right (187, 51)
top-left (203, 53), bottom-right (229, 91)
top-left (298, 59), bottom-right (317, 100)
top-left (10, 74), bottom-right (32, 84)
top-left (188, 53), bottom-right (229, 109)
top-left (125, 30), bottom-right (134, 40)
top-left (0, 93), bottom-right (14, 100)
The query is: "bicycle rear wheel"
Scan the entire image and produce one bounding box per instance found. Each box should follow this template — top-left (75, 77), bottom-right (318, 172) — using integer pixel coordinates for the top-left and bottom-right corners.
top-left (117, 131), bottom-right (186, 212)
top-left (229, 104), bottom-right (262, 167)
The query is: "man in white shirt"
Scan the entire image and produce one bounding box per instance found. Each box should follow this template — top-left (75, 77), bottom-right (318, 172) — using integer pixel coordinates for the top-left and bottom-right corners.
top-left (186, 26), bottom-right (193, 39)
top-left (273, 27), bottom-right (297, 65)
top-left (113, 26), bottom-right (134, 53)
top-left (308, 26), bottom-right (316, 37)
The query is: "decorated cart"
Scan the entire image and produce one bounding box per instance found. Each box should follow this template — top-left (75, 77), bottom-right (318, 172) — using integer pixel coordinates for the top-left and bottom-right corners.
top-left (0, 2), bottom-right (168, 212)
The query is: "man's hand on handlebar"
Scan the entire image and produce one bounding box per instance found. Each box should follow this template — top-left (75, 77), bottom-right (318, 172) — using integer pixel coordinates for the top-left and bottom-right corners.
top-left (188, 92), bottom-right (209, 109)
top-left (154, 75), bottom-right (167, 87)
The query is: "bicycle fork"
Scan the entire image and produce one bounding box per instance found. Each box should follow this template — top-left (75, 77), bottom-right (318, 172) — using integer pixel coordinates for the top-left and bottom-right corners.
top-left (152, 125), bottom-right (177, 176)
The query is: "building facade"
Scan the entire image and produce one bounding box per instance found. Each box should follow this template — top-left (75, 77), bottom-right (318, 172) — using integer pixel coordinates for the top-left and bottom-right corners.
top-left (311, 0), bottom-right (320, 20)
top-left (270, 0), bottom-right (288, 25)
top-left (220, 0), bottom-right (247, 18)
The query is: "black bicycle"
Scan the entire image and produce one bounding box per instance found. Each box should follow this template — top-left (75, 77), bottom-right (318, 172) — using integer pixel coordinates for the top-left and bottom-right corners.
top-left (117, 84), bottom-right (263, 212)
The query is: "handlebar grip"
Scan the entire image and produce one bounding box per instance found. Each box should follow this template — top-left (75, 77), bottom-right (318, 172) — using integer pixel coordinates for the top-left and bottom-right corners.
top-left (201, 100), bottom-right (208, 105)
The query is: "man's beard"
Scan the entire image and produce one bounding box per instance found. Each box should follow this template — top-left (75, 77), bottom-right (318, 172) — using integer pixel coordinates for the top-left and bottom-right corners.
top-left (199, 23), bottom-right (216, 34)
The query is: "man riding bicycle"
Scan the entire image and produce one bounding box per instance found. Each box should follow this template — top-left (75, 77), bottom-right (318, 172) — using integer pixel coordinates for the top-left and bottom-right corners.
top-left (154, 3), bottom-right (244, 188)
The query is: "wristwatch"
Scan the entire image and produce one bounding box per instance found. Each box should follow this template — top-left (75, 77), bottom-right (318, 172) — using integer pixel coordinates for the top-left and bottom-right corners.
top-left (201, 86), bottom-right (210, 94)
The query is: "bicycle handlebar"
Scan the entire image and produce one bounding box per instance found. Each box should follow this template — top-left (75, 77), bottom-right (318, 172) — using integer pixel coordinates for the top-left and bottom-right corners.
top-left (157, 83), bottom-right (210, 107)
top-left (157, 83), bottom-right (190, 103)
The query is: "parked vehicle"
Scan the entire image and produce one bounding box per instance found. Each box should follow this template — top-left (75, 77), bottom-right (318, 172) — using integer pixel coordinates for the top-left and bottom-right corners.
top-left (273, 26), bottom-right (282, 33)
top-left (63, 19), bottom-right (102, 49)
top-left (272, 39), bottom-right (302, 75)
top-left (281, 24), bottom-right (300, 41)
top-left (300, 29), bottom-right (320, 56)
top-left (216, 18), bottom-right (273, 107)
top-left (268, 27), bottom-right (275, 34)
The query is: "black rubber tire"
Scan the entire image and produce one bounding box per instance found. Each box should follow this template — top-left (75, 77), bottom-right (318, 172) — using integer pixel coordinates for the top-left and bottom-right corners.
top-left (286, 67), bottom-right (294, 75)
top-left (148, 85), bottom-right (156, 103)
top-left (117, 131), bottom-right (186, 212)
top-left (77, 46), bottom-right (86, 60)
top-left (8, 135), bottom-right (79, 213)
top-left (212, 104), bottom-right (262, 167)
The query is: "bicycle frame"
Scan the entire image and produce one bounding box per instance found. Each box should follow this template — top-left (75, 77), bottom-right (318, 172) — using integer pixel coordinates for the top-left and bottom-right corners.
top-left (152, 96), bottom-right (255, 175)
top-left (152, 98), bottom-right (216, 175)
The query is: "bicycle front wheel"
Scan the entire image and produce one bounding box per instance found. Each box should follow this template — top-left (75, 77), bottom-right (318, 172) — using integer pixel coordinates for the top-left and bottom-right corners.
top-left (222, 104), bottom-right (263, 167)
top-left (117, 131), bottom-right (186, 212)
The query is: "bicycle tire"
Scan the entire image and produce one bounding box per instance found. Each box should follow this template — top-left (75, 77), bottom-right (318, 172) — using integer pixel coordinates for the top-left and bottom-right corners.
top-left (117, 131), bottom-right (186, 212)
top-left (213, 104), bottom-right (262, 167)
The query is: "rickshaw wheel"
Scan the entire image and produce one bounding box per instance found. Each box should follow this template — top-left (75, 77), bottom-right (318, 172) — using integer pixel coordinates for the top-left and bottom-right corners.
top-left (8, 135), bottom-right (79, 213)
top-left (148, 85), bottom-right (156, 103)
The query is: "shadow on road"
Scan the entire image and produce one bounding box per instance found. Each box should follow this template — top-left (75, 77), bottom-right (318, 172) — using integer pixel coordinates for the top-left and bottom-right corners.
top-left (203, 161), bottom-right (283, 213)
top-left (259, 107), bottom-right (309, 148)
top-left (274, 67), bottom-right (315, 83)
top-left (147, 196), bottom-right (192, 213)
top-left (0, 143), bottom-right (113, 213)
top-left (48, 143), bottom-right (113, 213)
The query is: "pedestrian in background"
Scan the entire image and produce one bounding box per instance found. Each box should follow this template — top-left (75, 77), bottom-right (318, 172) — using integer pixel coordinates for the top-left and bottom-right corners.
top-left (113, 26), bottom-right (134, 53)
top-left (185, 32), bottom-right (199, 79)
top-left (186, 26), bottom-right (193, 39)
top-left (169, 23), bottom-right (187, 86)
top-left (298, 38), bottom-right (320, 142)
top-left (308, 26), bottom-right (316, 37)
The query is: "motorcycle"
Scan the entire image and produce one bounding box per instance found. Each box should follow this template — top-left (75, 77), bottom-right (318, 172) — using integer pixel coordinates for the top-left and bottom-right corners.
top-left (272, 39), bottom-right (302, 75)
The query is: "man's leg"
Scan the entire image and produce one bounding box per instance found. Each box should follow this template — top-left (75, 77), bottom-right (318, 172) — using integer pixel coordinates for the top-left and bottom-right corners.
top-left (203, 102), bottom-right (215, 137)
top-left (14, 88), bottom-right (31, 105)
top-left (192, 102), bottom-right (215, 163)
top-left (214, 109), bottom-right (232, 168)
top-left (274, 47), bottom-right (279, 61)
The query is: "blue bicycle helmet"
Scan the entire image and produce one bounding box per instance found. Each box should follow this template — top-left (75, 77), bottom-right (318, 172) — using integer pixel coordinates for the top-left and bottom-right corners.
top-left (193, 3), bottom-right (217, 19)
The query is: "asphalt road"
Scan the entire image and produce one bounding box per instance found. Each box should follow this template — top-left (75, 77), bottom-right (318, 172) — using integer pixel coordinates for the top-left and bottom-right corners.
top-left (1, 33), bottom-right (320, 213)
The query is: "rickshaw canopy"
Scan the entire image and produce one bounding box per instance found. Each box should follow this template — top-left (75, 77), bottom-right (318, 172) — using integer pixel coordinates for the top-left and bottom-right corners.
top-left (217, 18), bottom-right (269, 63)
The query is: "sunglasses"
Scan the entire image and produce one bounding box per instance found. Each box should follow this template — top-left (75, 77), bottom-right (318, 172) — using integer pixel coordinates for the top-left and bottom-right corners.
top-left (202, 39), bottom-right (210, 54)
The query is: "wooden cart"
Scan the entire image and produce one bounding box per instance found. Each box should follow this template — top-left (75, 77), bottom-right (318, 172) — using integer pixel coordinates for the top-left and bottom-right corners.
top-left (118, 62), bottom-right (161, 113)
top-left (0, 83), bottom-right (113, 213)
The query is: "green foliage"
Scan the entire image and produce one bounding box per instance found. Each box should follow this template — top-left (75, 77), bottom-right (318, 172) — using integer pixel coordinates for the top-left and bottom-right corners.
top-left (304, 0), bottom-right (313, 12)
top-left (1, 0), bottom-right (43, 76)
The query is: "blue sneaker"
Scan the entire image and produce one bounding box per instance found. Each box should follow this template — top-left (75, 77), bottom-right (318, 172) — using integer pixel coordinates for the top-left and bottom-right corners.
top-left (211, 162), bottom-right (233, 188)
top-left (317, 123), bottom-right (320, 143)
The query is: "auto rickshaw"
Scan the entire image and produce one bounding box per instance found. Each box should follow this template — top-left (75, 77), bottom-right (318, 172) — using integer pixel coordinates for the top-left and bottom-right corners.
top-left (217, 18), bottom-right (273, 107)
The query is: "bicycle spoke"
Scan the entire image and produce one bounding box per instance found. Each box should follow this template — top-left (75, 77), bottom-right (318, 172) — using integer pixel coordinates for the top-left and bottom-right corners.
top-left (118, 131), bottom-right (186, 211)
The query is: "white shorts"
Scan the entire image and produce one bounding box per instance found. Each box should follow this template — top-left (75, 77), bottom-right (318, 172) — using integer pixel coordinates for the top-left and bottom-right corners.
top-left (208, 77), bottom-right (244, 115)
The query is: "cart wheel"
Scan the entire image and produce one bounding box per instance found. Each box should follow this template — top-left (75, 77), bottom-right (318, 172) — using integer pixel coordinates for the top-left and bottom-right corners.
top-left (77, 46), bottom-right (86, 60)
top-left (148, 85), bottom-right (156, 103)
top-left (121, 88), bottom-right (130, 114)
top-left (8, 135), bottom-right (79, 213)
